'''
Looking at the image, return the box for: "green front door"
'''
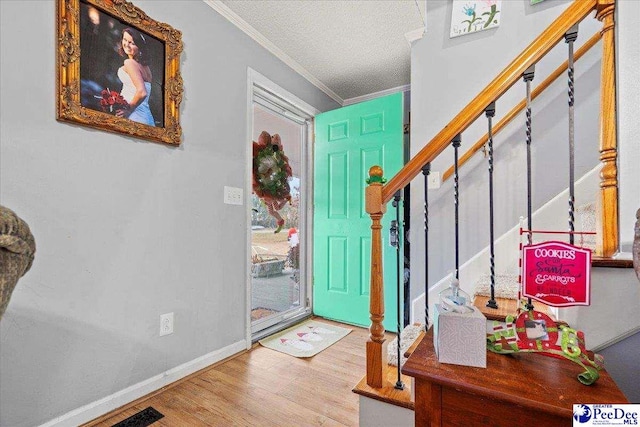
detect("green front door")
[313,93,404,330]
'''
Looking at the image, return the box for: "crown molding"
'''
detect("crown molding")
[203,0,344,105]
[405,27,426,45]
[343,84,411,106]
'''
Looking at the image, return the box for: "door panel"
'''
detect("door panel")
[314,93,403,330]
[328,153,348,218]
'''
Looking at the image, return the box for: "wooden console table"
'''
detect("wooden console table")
[402,329,628,426]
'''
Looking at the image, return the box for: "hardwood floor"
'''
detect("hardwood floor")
[86,319,389,427]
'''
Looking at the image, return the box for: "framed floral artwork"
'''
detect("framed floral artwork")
[450,0,502,38]
[56,0,183,145]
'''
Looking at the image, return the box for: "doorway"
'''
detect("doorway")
[247,70,318,341]
[313,93,404,330]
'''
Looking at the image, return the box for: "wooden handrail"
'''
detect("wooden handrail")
[381,0,597,204]
[442,32,602,182]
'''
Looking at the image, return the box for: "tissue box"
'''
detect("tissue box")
[433,303,487,368]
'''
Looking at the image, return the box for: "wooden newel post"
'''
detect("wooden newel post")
[596,0,619,257]
[365,165,388,388]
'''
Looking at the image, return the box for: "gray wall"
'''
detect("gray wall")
[0,1,338,426]
[599,330,640,403]
[563,267,640,403]
[409,0,609,301]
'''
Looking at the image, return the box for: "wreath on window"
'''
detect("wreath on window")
[252,131,292,233]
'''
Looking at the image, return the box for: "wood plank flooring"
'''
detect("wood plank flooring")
[86,319,392,427]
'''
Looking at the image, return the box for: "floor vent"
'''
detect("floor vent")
[112,407,164,427]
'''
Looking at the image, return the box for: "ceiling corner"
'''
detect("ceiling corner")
[203,0,344,105]
[405,27,426,45]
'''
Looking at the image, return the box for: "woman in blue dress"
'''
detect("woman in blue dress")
[115,28,155,126]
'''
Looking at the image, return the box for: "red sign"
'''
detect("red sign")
[522,241,591,307]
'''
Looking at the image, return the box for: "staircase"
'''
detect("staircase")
[356,0,638,424]
[411,166,606,330]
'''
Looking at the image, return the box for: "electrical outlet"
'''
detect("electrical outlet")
[224,186,243,205]
[427,171,441,189]
[160,312,174,336]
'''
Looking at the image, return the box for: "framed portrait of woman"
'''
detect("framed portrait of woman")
[56,0,183,145]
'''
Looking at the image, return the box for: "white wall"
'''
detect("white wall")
[359,396,414,427]
[617,0,640,253]
[560,268,640,351]
[409,1,610,302]
[0,1,338,426]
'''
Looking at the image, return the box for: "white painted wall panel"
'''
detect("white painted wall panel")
[616,0,640,253]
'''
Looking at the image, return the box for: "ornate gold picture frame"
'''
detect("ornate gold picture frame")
[56,0,183,145]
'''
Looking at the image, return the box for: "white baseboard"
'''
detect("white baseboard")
[38,340,247,427]
[592,325,640,353]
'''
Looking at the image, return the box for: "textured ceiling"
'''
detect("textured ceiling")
[219,0,425,103]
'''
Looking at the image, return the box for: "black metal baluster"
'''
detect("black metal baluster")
[391,191,404,390]
[524,65,535,311]
[403,183,411,328]
[453,134,462,280]
[485,102,498,309]
[422,164,430,328]
[566,24,578,245]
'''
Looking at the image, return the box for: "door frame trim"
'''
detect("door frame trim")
[245,68,320,348]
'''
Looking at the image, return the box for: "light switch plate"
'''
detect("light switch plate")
[160,312,174,336]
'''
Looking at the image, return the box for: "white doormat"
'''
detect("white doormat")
[259,320,352,358]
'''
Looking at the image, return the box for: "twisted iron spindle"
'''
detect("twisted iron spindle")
[485,102,498,309]
[392,191,404,390]
[452,134,462,280]
[524,64,535,311]
[566,24,578,245]
[403,184,411,329]
[422,163,431,328]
